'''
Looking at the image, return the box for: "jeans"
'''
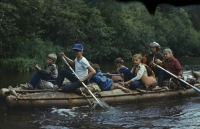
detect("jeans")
[123,69,134,82]
[55,69,88,93]
[129,80,143,90]
[123,69,143,90]
[157,69,172,86]
[29,71,55,89]
[152,67,161,77]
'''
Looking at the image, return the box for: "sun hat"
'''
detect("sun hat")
[149,42,160,49]
[72,44,84,51]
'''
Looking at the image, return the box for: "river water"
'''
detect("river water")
[1,57,200,129]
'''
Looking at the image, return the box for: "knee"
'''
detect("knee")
[35,71,42,76]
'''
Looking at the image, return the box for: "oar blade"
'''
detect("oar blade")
[97,98,109,108]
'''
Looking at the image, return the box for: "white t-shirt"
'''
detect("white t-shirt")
[74,57,90,79]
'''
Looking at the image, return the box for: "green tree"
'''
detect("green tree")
[91,0,155,59]
[155,5,199,57]
[0,1,19,58]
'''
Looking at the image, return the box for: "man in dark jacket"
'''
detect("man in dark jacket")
[144,42,165,77]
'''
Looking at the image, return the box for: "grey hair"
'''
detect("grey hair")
[47,53,57,63]
[163,48,173,56]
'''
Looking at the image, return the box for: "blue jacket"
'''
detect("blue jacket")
[119,67,128,74]
[110,66,128,74]
[89,70,113,90]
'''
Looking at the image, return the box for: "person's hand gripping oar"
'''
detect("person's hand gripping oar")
[61,55,109,108]
[151,62,200,96]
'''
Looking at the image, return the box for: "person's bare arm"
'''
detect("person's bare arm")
[60,52,75,66]
[34,64,41,70]
[79,66,96,82]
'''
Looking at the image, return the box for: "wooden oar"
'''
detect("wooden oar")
[61,56,109,108]
[153,62,200,96]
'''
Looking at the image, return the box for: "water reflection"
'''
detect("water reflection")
[1,97,200,128]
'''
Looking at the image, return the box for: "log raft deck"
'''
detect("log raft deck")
[2,87,199,110]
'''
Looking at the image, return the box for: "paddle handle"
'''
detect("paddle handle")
[153,63,200,91]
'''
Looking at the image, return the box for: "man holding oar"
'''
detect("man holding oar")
[53,44,109,108]
[153,49,200,96]
[141,42,164,91]
[53,44,96,92]
[144,42,165,77]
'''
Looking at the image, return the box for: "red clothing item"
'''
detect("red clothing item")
[161,56,183,76]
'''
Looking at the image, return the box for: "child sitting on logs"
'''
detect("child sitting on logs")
[20,53,58,89]
[89,63,130,93]
[122,54,157,90]
[107,57,128,83]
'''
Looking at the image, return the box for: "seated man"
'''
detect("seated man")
[144,42,165,77]
[142,42,166,90]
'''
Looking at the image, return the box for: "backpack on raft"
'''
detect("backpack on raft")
[36,78,71,89]
[162,76,195,90]
[141,64,158,87]
[36,80,54,89]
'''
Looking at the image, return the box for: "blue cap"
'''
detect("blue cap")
[72,44,84,51]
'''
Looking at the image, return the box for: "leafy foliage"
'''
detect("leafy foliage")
[1,58,36,72]
[0,0,200,72]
